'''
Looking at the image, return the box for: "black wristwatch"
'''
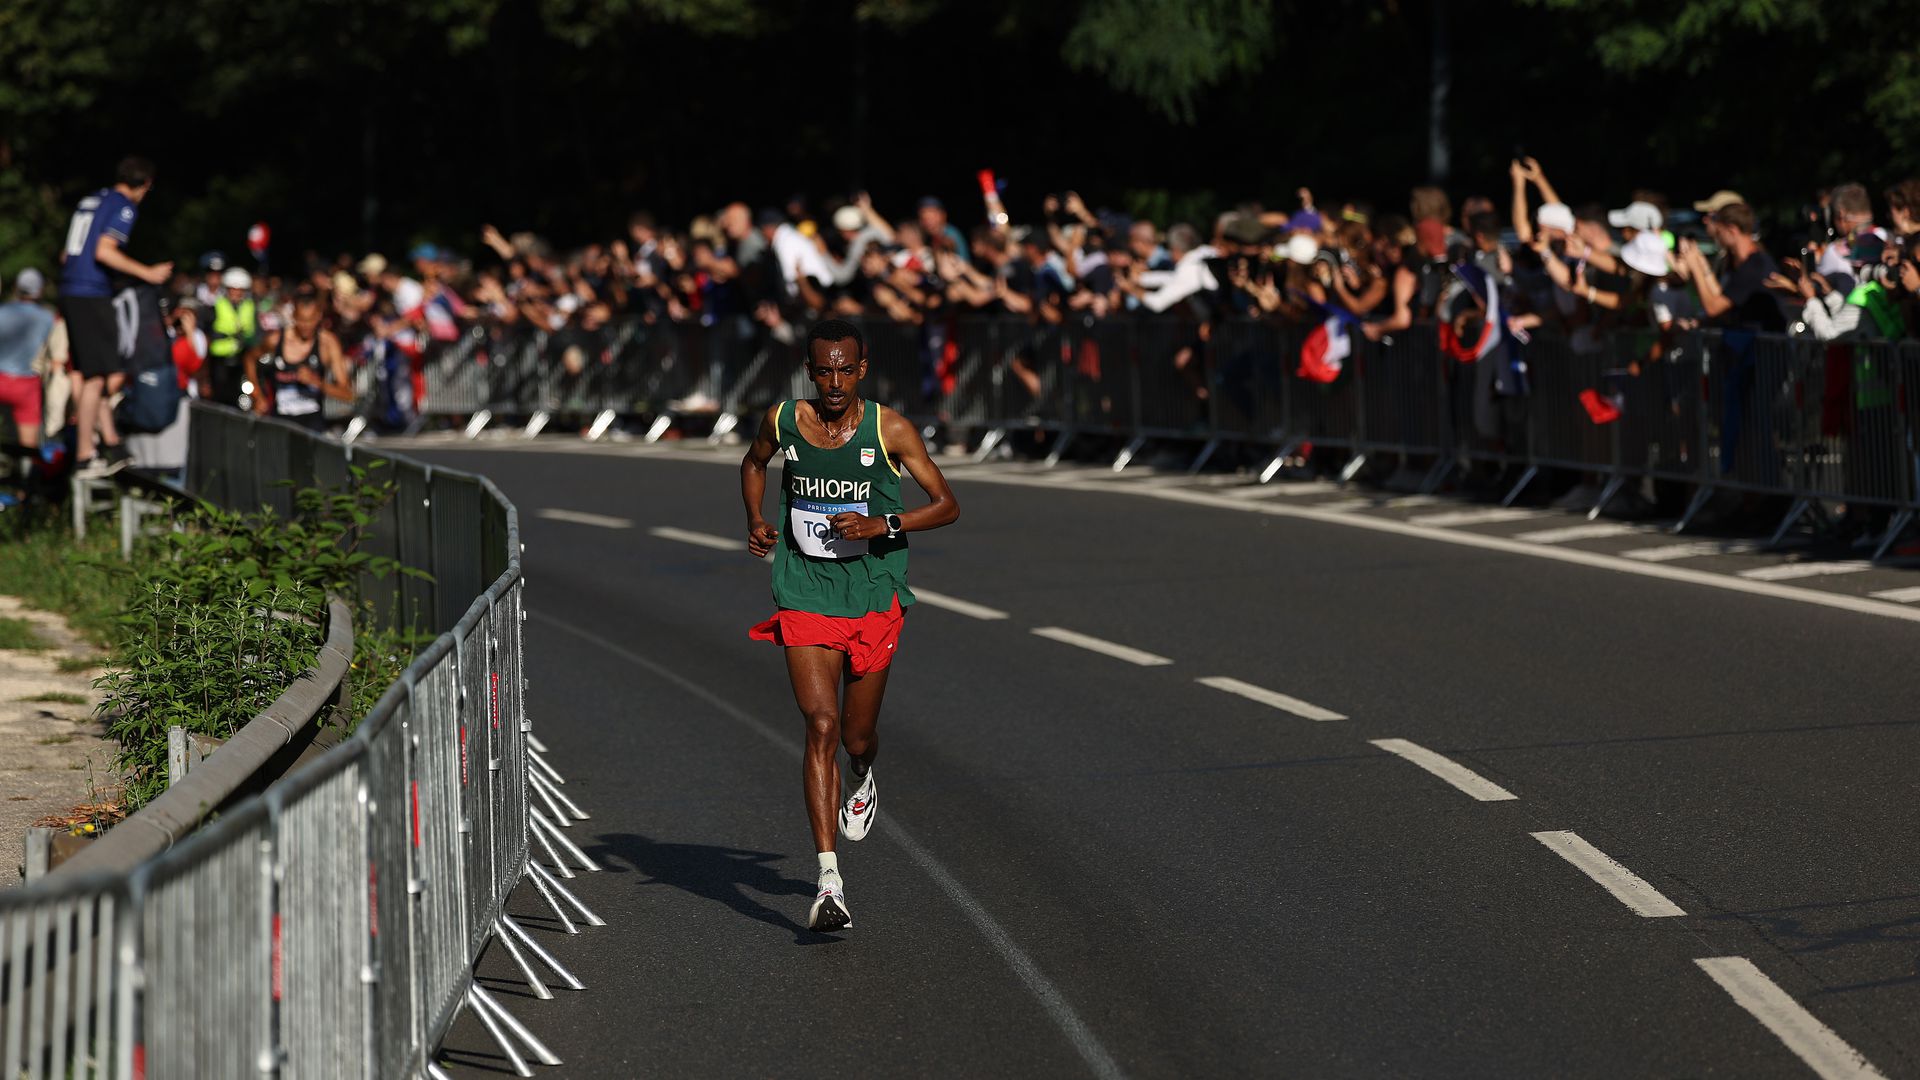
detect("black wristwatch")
[884,514,902,539]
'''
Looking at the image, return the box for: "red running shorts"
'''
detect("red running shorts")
[749,596,905,676]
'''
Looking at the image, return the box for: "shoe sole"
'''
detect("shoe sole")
[808,894,852,932]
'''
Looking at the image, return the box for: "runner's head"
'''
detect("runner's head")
[290,291,323,337]
[805,319,867,411]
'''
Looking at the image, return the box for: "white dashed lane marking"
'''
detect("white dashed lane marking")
[1695,957,1888,1080]
[1030,627,1174,667]
[1369,739,1516,801]
[1409,507,1545,528]
[911,589,1010,620]
[1869,585,1920,603]
[649,526,738,551]
[1621,540,1760,562]
[1738,561,1872,581]
[1195,676,1346,721]
[536,508,634,529]
[1530,831,1684,918]
[1515,522,1645,544]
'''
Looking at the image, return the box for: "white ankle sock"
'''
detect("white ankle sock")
[818,851,839,876]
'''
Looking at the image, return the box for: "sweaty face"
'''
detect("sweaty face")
[807,339,864,410]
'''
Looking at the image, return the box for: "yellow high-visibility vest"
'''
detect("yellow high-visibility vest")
[210,297,256,358]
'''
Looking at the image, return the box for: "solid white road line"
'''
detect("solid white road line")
[1694,957,1888,1080]
[1530,831,1685,917]
[1514,522,1644,544]
[532,612,1127,1080]
[649,526,738,551]
[535,508,634,529]
[1225,482,1338,499]
[911,589,1010,620]
[1195,676,1346,721]
[1030,627,1173,667]
[1869,585,1920,603]
[1309,499,1374,514]
[1369,739,1516,800]
[1621,539,1759,561]
[1408,507,1544,528]
[1739,561,1872,581]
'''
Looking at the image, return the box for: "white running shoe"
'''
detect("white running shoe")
[808,870,852,932]
[839,768,877,842]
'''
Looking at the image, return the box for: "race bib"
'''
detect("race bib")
[276,383,320,416]
[790,497,869,559]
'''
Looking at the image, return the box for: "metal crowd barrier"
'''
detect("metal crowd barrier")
[1,404,603,1078]
[388,310,1916,555]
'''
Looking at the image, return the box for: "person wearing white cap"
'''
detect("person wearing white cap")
[1607,200,1663,237]
[0,269,57,449]
[208,267,258,407]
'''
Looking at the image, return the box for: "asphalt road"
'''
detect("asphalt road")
[424,440,1920,1079]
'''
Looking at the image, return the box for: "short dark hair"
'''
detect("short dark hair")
[806,318,865,358]
[1467,211,1501,241]
[116,156,155,189]
[1713,202,1757,236]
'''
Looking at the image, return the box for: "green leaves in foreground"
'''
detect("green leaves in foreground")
[98,466,422,810]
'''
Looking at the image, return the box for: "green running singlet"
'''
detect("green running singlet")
[769,399,915,618]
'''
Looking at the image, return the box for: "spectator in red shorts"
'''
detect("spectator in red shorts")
[0,270,56,448]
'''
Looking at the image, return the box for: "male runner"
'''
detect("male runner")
[741,318,959,931]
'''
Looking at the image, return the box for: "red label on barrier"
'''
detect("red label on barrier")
[133,1045,146,1080]
[369,864,379,938]
[411,780,421,848]
[460,723,469,786]
[490,671,499,731]
[272,912,283,1001]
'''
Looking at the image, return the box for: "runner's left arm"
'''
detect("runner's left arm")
[318,331,355,402]
[832,410,959,541]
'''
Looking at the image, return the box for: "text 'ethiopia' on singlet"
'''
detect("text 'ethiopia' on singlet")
[771,399,915,618]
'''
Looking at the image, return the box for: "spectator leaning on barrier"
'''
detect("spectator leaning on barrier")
[0,270,56,450]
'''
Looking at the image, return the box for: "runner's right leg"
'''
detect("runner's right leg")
[786,645,853,929]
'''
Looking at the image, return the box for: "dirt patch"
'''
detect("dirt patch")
[0,595,116,887]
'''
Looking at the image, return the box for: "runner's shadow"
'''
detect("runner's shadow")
[588,832,841,945]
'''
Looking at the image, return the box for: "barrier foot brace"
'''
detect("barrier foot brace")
[465,983,535,1077]
[1872,509,1915,562]
[527,733,550,755]
[1674,483,1717,534]
[530,770,590,821]
[1043,430,1076,469]
[529,860,606,927]
[1768,495,1814,547]
[529,811,575,879]
[522,411,551,439]
[471,981,562,1069]
[523,862,577,933]
[462,410,493,439]
[971,427,1007,463]
[1186,437,1220,476]
[527,768,574,827]
[527,748,566,786]
[493,917,555,1000]
[500,915,584,990]
[427,1063,455,1080]
[1501,464,1539,508]
[531,807,601,872]
[1111,436,1147,474]
[1337,452,1368,484]
[1588,475,1627,522]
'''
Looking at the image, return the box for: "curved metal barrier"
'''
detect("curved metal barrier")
[1,404,601,1079]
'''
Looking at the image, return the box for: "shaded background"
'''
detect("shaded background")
[2,0,1915,275]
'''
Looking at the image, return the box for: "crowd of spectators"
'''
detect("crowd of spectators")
[9,157,1920,468]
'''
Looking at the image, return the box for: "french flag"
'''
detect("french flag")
[1439,264,1503,363]
[1298,310,1353,384]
